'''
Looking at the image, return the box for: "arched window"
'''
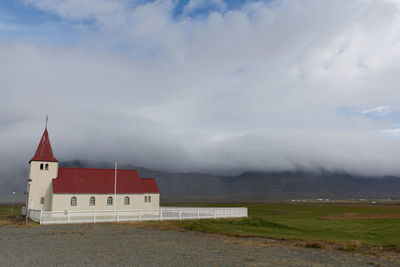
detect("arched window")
[107,197,113,206]
[144,196,147,202]
[89,196,95,206]
[40,163,44,170]
[40,197,45,204]
[45,164,49,170]
[70,196,77,206]
[148,196,151,202]
[124,196,130,205]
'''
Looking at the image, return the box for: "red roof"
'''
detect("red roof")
[52,167,159,194]
[30,128,58,162]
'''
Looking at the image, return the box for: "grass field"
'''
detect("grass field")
[0,205,21,216]
[168,203,400,250]
[1,203,399,251]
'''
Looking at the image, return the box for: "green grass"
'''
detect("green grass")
[169,203,400,249]
[0,205,21,216]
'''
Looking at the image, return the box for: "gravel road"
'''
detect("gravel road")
[0,223,399,266]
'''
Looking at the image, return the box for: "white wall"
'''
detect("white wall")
[28,161,58,211]
[51,193,160,211]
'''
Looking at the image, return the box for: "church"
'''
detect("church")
[27,127,160,212]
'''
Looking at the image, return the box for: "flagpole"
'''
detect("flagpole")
[114,162,117,211]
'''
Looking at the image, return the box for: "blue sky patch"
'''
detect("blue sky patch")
[336,106,400,125]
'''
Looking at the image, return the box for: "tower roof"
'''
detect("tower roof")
[30,128,58,162]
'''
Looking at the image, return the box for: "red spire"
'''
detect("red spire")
[30,128,58,162]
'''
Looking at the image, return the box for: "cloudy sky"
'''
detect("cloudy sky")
[1,0,400,199]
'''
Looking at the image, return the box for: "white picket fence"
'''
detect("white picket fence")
[29,209,42,222]
[28,207,248,225]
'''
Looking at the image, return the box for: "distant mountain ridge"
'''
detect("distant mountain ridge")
[60,161,400,202]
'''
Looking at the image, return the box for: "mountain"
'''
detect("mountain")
[60,161,400,202]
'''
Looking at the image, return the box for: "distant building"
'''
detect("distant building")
[28,127,160,211]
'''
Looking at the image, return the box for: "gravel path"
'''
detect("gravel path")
[0,223,399,266]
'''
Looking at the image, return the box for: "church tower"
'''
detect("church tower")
[28,128,58,211]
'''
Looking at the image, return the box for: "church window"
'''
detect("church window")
[107,197,113,206]
[40,163,44,170]
[144,196,147,202]
[45,164,49,170]
[124,196,130,205]
[89,197,95,206]
[40,197,44,204]
[148,196,151,202]
[70,196,77,206]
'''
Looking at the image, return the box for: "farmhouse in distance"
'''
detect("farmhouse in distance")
[27,127,160,212]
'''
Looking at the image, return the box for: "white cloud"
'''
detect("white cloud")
[362,106,394,115]
[1,0,400,190]
[376,128,400,136]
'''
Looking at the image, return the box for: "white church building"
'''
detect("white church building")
[27,127,160,212]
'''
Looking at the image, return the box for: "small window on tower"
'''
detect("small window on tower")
[45,164,49,170]
[40,197,44,204]
[40,163,44,170]
[144,196,147,202]
[148,196,151,202]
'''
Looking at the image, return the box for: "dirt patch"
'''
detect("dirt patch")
[321,213,400,220]
[0,215,19,226]
[116,221,184,232]
[0,215,38,227]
